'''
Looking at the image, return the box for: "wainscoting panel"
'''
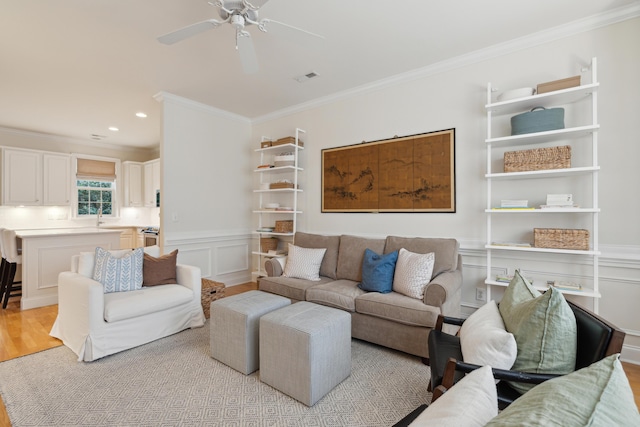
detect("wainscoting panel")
[164,232,253,287]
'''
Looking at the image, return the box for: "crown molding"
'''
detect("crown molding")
[154,91,251,124]
[252,3,640,124]
[0,126,154,154]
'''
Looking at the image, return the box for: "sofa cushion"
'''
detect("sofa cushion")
[358,249,398,293]
[409,365,498,427]
[294,232,340,280]
[355,291,440,328]
[499,270,577,394]
[393,249,435,299]
[306,280,365,312]
[336,235,386,282]
[283,244,327,281]
[103,284,193,322]
[384,236,459,279]
[93,247,144,293]
[460,300,517,370]
[258,275,334,302]
[486,354,640,426]
[143,249,178,286]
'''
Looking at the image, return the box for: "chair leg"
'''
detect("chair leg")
[0,259,8,309]
[2,262,17,309]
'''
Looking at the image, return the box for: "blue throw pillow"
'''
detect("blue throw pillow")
[358,249,399,293]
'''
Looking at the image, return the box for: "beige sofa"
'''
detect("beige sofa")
[258,232,462,359]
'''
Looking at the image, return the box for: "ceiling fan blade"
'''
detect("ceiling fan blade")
[236,31,259,74]
[244,0,270,10]
[157,19,223,45]
[259,19,324,39]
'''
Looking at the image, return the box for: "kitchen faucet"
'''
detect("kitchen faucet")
[97,207,104,227]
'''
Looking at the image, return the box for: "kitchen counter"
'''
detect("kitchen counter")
[17,227,122,310]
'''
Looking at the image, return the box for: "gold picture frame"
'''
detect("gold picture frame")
[322,129,455,213]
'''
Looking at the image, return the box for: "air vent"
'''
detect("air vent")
[294,71,319,83]
[91,134,107,140]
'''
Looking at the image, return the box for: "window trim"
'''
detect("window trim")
[71,154,121,219]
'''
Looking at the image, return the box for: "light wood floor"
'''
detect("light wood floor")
[1,282,639,426]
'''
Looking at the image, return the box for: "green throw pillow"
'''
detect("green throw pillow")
[498,270,577,394]
[486,354,640,426]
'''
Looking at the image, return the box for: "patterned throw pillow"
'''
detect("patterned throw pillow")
[392,248,435,299]
[93,247,144,293]
[283,243,327,281]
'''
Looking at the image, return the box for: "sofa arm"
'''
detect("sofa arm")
[176,264,201,290]
[424,254,463,317]
[265,256,287,277]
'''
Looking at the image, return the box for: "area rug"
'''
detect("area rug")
[0,321,431,426]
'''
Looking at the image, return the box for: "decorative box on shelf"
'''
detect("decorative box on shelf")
[201,278,225,319]
[504,145,571,172]
[274,220,294,233]
[537,75,581,94]
[260,140,272,148]
[270,182,296,189]
[260,237,279,252]
[533,228,589,250]
[272,136,304,147]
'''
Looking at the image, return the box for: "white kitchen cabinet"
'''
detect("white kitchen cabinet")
[484,57,600,310]
[252,129,305,278]
[122,161,144,207]
[43,153,71,205]
[144,159,160,207]
[2,148,71,206]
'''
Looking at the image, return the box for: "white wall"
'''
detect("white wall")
[158,93,253,285]
[248,18,640,361]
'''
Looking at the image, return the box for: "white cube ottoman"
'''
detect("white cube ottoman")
[210,290,290,374]
[259,301,351,406]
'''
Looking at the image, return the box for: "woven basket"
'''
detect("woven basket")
[201,278,225,319]
[504,145,571,172]
[534,228,589,250]
[260,237,278,252]
[274,220,294,233]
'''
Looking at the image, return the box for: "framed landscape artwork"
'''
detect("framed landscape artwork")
[322,129,455,213]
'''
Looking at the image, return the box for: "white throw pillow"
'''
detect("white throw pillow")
[409,365,498,427]
[460,300,517,370]
[93,247,144,293]
[283,243,327,281]
[392,248,435,299]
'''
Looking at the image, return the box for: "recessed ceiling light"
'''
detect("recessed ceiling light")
[108,126,119,132]
[136,112,147,118]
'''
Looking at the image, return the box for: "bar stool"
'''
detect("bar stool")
[1,229,22,309]
[0,228,6,304]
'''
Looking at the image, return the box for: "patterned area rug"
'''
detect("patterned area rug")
[0,321,431,426]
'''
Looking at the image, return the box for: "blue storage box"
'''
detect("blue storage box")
[511,107,564,135]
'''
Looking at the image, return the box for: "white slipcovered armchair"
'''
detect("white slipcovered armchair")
[50,246,205,361]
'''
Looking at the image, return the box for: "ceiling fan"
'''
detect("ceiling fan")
[157,0,323,74]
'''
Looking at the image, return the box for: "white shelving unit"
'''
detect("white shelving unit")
[485,58,600,311]
[252,128,305,278]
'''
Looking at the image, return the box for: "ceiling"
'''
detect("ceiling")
[1,0,637,149]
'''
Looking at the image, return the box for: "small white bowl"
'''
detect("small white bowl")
[498,87,535,102]
[264,203,280,209]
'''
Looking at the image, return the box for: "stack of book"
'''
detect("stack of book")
[548,280,583,292]
[493,200,534,210]
[540,194,578,209]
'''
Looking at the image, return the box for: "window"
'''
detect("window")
[77,180,114,216]
[74,157,119,217]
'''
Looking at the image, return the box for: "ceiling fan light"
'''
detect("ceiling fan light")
[231,14,245,30]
